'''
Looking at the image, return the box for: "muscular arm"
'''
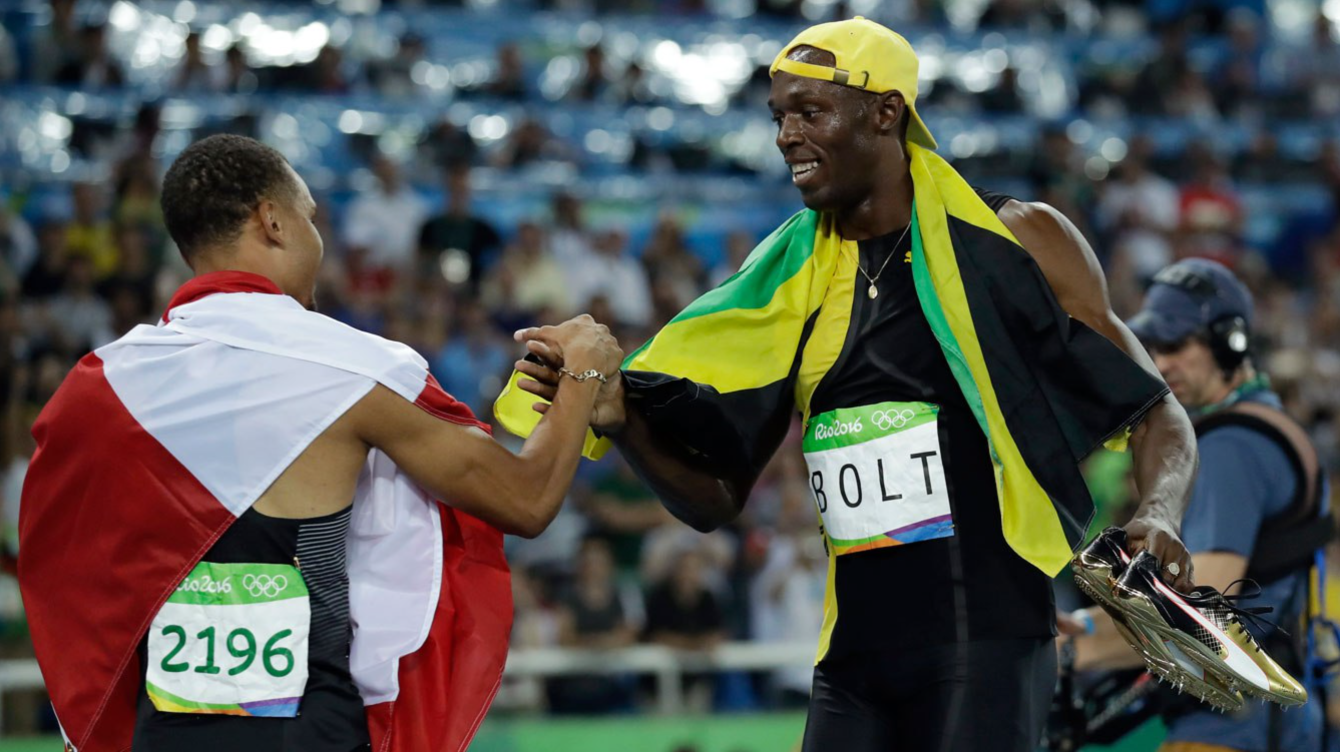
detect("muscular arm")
[609,383,766,532]
[514,353,785,532]
[349,378,598,538]
[1000,200,1197,590]
[349,316,619,538]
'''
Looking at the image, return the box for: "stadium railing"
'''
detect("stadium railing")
[0,641,818,733]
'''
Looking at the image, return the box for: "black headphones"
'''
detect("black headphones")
[1151,264,1251,374]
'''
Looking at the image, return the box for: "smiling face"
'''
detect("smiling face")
[768,48,905,216]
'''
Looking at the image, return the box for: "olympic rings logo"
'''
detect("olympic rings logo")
[872,409,916,431]
[242,574,289,598]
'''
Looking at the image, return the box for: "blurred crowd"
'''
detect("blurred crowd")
[1,0,1339,725]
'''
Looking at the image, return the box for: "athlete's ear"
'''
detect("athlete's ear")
[875,91,905,136]
[258,199,284,246]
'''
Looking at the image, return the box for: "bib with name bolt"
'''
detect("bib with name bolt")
[803,401,954,555]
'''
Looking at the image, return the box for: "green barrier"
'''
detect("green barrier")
[0,716,1165,752]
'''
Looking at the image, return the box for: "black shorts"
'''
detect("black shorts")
[802,637,1057,752]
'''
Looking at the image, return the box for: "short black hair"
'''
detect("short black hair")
[161,134,296,260]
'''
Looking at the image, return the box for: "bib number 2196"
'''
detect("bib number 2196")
[803,401,955,556]
[146,562,310,717]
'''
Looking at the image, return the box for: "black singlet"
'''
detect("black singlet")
[808,190,1054,660]
[133,506,370,752]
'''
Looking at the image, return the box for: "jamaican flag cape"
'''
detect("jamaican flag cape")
[496,143,1168,578]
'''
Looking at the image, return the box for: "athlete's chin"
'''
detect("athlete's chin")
[797,185,839,213]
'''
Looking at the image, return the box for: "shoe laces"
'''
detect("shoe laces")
[1185,579,1287,649]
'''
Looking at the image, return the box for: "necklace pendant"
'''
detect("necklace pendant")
[868,284,879,299]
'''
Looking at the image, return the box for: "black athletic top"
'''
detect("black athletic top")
[810,188,1054,659]
[133,506,370,752]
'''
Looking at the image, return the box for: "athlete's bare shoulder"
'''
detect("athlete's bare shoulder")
[993,199,1112,327]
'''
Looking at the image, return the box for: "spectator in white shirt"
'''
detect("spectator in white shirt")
[567,229,653,328]
[343,155,429,273]
[1096,136,1180,281]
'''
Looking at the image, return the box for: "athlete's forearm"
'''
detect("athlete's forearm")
[511,377,602,537]
[611,404,749,532]
[1127,396,1197,528]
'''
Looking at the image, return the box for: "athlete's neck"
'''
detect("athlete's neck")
[836,153,913,241]
[191,250,312,309]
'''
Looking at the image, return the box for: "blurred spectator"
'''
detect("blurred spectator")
[1234,133,1291,184]
[978,0,1056,30]
[113,157,167,253]
[1177,145,1244,264]
[1029,127,1094,223]
[99,225,158,317]
[1134,23,1191,116]
[487,43,528,100]
[644,549,727,651]
[22,222,69,302]
[567,230,653,327]
[55,23,124,89]
[549,192,594,268]
[1164,68,1220,123]
[501,566,559,710]
[222,44,258,94]
[1097,136,1180,282]
[344,155,430,274]
[754,0,804,18]
[641,522,736,593]
[116,104,163,166]
[29,0,77,83]
[548,537,639,714]
[369,33,426,98]
[495,118,576,169]
[613,61,655,105]
[65,183,118,281]
[419,119,480,168]
[980,66,1024,113]
[570,44,611,102]
[172,32,222,93]
[1212,10,1264,119]
[0,207,37,283]
[418,164,502,291]
[511,567,560,650]
[641,213,705,311]
[480,221,572,325]
[430,299,510,415]
[710,230,755,288]
[0,22,16,85]
[580,452,671,572]
[42,256,114,353]
[304,44,351,94]
[750,517,825,705]
[1304,13,1340,118]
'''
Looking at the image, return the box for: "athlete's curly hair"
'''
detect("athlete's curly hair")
[161,134,297,261]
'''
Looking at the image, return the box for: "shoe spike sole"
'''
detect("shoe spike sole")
[1112,583,1306,708]
[1073,567,1244,712]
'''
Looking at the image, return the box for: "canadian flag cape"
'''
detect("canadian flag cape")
[18,271,513,752]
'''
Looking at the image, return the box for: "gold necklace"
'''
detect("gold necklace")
[855,223,911,300]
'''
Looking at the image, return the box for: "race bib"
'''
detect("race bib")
[146,562,310,717]
[803,401,954,556]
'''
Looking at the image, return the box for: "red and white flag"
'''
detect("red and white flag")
[19,271,513,752]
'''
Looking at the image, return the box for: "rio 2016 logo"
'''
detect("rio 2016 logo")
[242,574,289,598]
[871,409,916,431]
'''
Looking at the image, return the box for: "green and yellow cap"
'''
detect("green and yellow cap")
[769,16,937,150]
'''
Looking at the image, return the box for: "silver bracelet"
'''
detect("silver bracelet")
[558,367,608,385]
